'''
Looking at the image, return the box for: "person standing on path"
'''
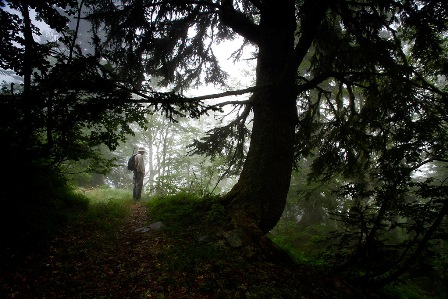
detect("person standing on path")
[133,147,145,201]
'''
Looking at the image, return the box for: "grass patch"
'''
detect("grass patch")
[145,192,228,231]
[71,187,133,232]
[144,192,231,270]
[80,186,134,202]
[269,223,330,267]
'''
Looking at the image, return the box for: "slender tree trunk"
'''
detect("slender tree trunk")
[20,1,32,99]
[224,0,298,234]
[19,1,34,141]
[161,130,169,177]
[147,134,155,193]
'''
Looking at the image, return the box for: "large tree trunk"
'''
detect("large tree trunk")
[224,0,298,234]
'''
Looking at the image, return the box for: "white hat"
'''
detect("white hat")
[138,147,146,152]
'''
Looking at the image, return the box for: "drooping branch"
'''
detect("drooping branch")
[373,199,448,288]
[386,25,448,99]
[189,99,252,175]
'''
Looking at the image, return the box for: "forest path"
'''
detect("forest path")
[1,202,368,299]
[1,202,168,298]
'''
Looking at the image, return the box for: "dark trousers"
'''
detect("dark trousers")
[133,172,144,200]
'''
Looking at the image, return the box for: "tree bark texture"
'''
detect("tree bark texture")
[224,0,298,234]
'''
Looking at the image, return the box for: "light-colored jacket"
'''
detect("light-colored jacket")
[134,153,145,174]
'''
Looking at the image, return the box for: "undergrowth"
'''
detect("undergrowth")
[144,192,309,298]
[145,192,228,231]
[71,187,133,232]
[269,214,448,299]
[5,188,442,298]
[269,222,330,267]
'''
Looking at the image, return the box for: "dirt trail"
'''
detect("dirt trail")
[1,203,369,299]
[1,203,167,299]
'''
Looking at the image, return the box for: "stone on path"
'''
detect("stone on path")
[134,221,164,233]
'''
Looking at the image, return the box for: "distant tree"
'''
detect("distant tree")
[106,112,237,195]
[146,115,237,196]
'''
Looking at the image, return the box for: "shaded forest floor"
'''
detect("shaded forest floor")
[1,202,375,299]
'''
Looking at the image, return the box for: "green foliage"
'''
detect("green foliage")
[0,0,78,73]
[270,220,329,267]
[71,188,132,233]
[145,192,228,231]
[281,157,448,292]
[292,1,448,287]
[206,201,228,225]
[105,113,238,196]
[80,186,133,202]
[189,106,252,177]
[380,284,426,299]
[87,0,230,92]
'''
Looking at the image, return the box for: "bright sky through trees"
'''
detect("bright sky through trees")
[0,3,256,105]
